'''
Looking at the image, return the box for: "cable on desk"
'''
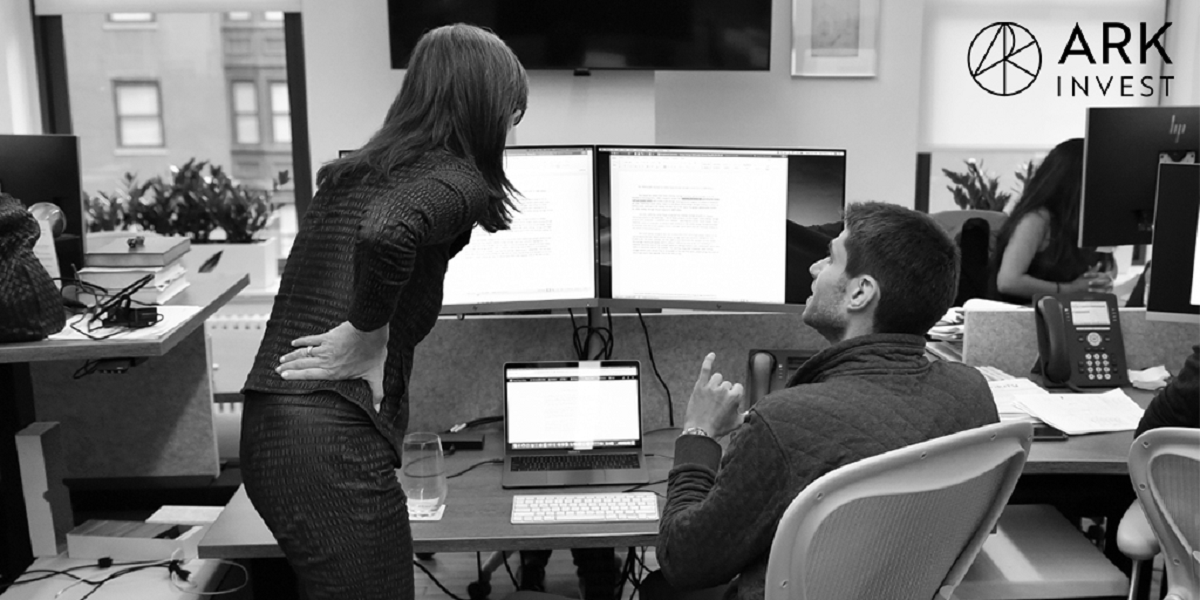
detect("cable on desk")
[636,309,674,427]
[447,458,502,479]
[58,559,173,599]
[623,479,668,498]
[413,559,469,600]
[168,558,249,596]
[444,416,503,433]
[0,558,163,592]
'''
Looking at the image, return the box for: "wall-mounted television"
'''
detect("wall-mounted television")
[388,0,772,71]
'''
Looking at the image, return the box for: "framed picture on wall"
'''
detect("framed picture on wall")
[791,0,880,77]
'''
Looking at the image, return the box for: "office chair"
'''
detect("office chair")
[930,210,1007,305]
[763,421,1032,600]
[1120,427,1200,600]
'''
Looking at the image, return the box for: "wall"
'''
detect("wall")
[61,13,234,197]
[0,0,42,134]
[300,0,926,207]
[655,0,927,206]
[919,0,1178,151]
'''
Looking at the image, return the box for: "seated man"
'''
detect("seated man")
[1135,345,1199,435]
[648,201,999,600]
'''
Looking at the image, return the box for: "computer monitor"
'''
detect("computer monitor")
[440,146,600,314]
[596,146,847,312]
[0,134,85,277]
[1146,162,1199,323]
[1080,106,1199,247]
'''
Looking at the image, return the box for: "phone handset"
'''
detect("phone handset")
[747,351,776,412]
[1034,296,1073,384]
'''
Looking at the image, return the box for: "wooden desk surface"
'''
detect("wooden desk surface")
[0,273,248,364]
[200,428,677,559]
[200,388,1155,561]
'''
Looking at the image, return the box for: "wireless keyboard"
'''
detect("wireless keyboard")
[511,492,659,524]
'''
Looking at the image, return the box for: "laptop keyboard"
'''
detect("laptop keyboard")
[512,492,659,524]
[511,453,641,472]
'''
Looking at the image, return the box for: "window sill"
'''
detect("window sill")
[102,23,158,31]
[114,147,168,157]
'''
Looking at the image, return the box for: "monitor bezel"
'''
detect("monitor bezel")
[502,359,644,452]
[1145,162,1200,323]
[594,144,848,314]
[439,144,601,316]
[1079,106,1200,248]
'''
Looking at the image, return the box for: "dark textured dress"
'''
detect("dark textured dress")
[239,150,491,600]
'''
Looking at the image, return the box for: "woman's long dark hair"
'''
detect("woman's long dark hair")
[995,138,1087,269]
[317,24,528,232]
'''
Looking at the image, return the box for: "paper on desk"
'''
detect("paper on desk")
[1129,365,1170,391]
[1014,389,1144,435]
[987,378,1046,422]
[47,305,202,341]
[147,505,224,526]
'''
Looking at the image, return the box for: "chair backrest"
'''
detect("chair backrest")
[930,210,1008,304]
[929,210,1008,241]
[763,421,1032,600]
[1129,427,1200,600]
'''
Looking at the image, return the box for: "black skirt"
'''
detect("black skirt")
[240,391,413,600]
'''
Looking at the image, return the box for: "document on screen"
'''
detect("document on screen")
[609,152,787,304]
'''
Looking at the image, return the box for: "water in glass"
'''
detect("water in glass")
[399,432,447,518]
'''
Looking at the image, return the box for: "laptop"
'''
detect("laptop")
[501,360,651,488]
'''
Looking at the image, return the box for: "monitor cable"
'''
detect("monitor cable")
[636,309,674,427]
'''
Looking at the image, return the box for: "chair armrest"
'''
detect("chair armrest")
[1117,501,1160,560]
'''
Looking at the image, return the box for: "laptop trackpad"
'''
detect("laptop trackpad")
[549,470,596,487]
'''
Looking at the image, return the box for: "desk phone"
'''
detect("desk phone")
[1033,292,1130,389]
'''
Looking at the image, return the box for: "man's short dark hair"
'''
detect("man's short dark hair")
[843,202,960,335]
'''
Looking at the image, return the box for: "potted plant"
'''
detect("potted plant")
[86,160,279,290]
[942,158,1013,212]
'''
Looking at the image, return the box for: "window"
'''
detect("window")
[107,13,154,23]
[226,12,252,21]
[270,82,291,143]
[114,81,164,147]
[264,11,284,21]
[232,81,261,144]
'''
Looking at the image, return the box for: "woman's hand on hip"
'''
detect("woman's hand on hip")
[277,321,389,402]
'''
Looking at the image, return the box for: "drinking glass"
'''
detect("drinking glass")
[398,432,447,518]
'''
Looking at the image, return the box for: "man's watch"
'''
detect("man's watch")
[680,426,711,438]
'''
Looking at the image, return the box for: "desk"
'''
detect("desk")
[0,274,248,585]
[201,428,676,559]
[200,390,1152,561]
[0,556,228,599]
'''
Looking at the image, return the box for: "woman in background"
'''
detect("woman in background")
[992,138,1114,304]
[239,24,527,600]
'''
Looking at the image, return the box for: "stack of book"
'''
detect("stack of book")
[78,235,191,306]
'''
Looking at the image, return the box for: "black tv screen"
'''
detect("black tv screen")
[388,0,772,71]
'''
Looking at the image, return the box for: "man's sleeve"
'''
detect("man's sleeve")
[1136,345,1200,437]
[657,414,797,589]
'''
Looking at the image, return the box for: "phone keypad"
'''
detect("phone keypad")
[1078,351,1117,381]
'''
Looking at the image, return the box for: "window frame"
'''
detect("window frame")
[268,80,291,144]
[112,79,166,148]
[230,79,262,145]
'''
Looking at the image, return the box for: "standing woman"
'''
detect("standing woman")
[991,138,1114,304]
[239,24,527,599]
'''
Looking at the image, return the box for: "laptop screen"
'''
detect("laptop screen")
[504,361,642,451]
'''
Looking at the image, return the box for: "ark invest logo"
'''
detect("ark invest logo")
[968,21,1175,98]
[968,22,1041,96]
